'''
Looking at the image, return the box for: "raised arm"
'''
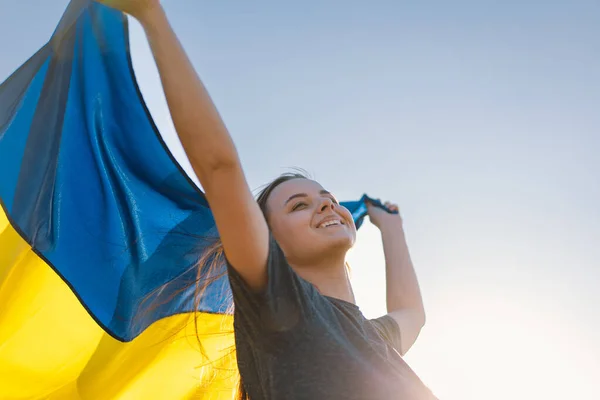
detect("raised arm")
[367,201,426,355]
[101,0,269,291]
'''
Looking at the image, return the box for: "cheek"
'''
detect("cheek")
[340,208,356,231]
[270,213,311,242]
[286,215,314,242]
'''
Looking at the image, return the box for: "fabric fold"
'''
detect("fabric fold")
[0,1,394,398]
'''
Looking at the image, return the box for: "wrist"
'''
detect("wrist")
[378,219,404,236]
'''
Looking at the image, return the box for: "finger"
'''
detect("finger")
[384,201,395,211]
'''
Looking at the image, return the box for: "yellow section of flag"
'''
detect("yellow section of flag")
[0,208,237,400]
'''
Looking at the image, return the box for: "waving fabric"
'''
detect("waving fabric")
[0,1,389,399]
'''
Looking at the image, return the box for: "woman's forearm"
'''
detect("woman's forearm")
[380,222,425,319]
[137,6,239,179]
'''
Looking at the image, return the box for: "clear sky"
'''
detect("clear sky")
[1,1,599,399]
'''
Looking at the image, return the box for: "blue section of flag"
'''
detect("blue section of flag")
[0,0,393,342]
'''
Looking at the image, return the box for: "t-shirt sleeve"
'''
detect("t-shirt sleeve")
[370,315,403,353]
[226,233,321,333]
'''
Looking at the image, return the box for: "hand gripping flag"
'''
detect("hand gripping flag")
[0,1,395,399]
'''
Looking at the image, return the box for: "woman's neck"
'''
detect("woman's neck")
[291,255,356,304]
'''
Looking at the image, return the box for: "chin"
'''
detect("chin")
[320,232,355,252]
[285,235,353,266]
[318,225,355,243]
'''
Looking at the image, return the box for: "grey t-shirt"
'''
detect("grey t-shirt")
[227,235,437,400]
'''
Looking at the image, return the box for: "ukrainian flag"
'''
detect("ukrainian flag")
[0,1,381,399]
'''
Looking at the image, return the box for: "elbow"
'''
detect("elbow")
[418,301,427,327]
[203,156,239,174]
[415,308,426,330]
[388,300,426,328]
[412,299,427,329]
[410,305,426,331]
[190,152,240,183]
[181,126,241,181]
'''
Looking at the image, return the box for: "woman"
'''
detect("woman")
[100,1,436,399]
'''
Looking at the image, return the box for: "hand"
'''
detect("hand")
[96,0,161,21]
[366,200,403,230]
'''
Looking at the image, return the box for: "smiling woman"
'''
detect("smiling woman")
[262,178,357,276]
[0,0,436,398]
[85,0,434,397]
[184,171,435,399]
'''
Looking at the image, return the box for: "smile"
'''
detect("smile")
[317,219,344,228]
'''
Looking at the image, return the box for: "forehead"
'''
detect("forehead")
[267,178,327,209]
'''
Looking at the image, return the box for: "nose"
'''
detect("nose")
[319,198,335,212]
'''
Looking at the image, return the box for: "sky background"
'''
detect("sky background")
[1,1,599,399]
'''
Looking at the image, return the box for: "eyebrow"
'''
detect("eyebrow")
[284,190,331,206]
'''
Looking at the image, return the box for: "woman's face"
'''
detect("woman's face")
[265,178,356,265]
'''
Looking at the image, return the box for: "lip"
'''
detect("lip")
[316,215,345,229]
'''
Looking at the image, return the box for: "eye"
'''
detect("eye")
[291,202,307,211]
[329,196,339,205]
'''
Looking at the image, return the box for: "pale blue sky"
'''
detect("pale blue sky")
[1,1,598,399]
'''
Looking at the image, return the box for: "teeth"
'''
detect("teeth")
[319,220,341,228]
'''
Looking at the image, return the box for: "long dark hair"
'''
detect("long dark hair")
[235,171,309,399]
[139,171,310,400]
